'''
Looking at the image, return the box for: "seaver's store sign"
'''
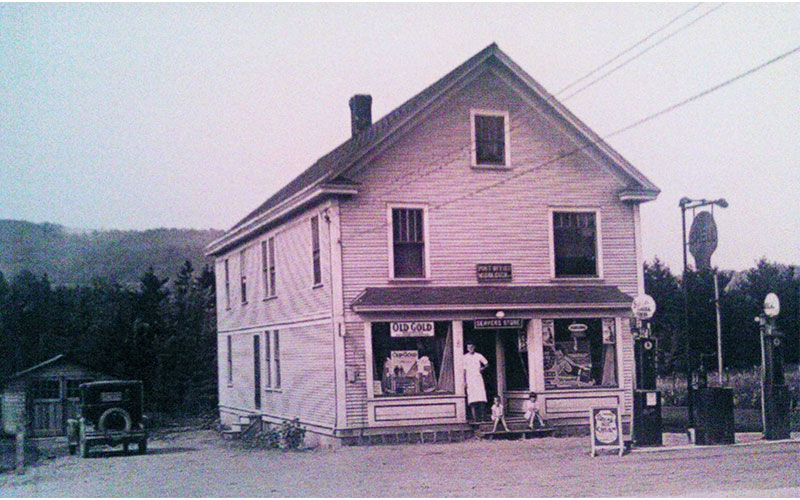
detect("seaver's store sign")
[476,263,512,282]
[474,319,523,330]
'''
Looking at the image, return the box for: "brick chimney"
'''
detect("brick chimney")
[349,94,372,136]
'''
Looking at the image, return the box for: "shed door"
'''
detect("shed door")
[30,378,63,437]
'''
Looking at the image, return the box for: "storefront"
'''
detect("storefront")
[352,285,633,429]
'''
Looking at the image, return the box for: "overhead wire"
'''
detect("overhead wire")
[367,3,725,205]
[556,3,703,95]
[351,44,800,237]
[560,3,727,101]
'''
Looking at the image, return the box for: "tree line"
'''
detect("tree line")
[0,262,217,415]
[644,258,799,374]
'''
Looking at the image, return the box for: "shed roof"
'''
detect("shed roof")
[351,285,633,312]
[5,354,67,381]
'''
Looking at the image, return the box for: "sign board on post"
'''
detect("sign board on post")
[763,293,780,318]
[589,407,625,457]
[688,211,718,271]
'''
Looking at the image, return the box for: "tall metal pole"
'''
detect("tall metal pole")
[681,204,694,429]
[714,271,723,385]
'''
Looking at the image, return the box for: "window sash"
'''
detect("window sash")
[227,336,233,384]
[240,249,247,303]
[224,259,230,309]
[274,331,281,389]
[553,211,598,277]
[268,237,276,296]
[391,208,426,278]
[474,114,506,165]
[311,217,322,285]
[264,331,272,388]
[253,335,261,409]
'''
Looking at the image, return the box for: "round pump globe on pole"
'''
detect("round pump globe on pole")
[632,294,657,321]
[763,293,780,317]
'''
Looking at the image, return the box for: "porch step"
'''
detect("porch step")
[473,417,555,439]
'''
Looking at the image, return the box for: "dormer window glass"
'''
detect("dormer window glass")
[471,110,510,167]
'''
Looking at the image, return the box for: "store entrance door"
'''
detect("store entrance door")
[464,322,530,412]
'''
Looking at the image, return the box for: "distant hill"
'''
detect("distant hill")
[0,220,224,287]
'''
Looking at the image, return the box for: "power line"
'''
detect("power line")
[354,44,800,237]
[561,3,726,101]
[368,3,723,205]
[556,3,703,95]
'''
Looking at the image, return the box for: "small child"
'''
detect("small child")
[523,392,546,429]
[490,396,510,433]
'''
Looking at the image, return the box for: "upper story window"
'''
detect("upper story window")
[551,210,602,278]
[471,109,510,167]
[310,216,322,286]
[389,205,428,279]
[223,259,231,309]
[262,237,276,298]
[239,248,248,304]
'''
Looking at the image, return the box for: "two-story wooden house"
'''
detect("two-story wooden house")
[206,43,659,445]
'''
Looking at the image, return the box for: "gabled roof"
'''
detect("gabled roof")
[207,43,659,256]
[352,285,633,313]
[5,354,66,381]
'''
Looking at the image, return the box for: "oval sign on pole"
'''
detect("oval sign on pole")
[764,293,780,317]
[689,211,718,271]
[632,294,656,320]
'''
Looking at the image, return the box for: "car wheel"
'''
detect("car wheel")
[98,407,132,432]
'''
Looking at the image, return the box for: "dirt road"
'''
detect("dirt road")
[1,430,799,497]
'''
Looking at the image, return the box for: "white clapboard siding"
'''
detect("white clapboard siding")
[339,69,641,425]
[339,69,639,311]
[216,204,336,429]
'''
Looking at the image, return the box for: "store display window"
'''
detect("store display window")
[542,318,617,390]
[371,321,454,397]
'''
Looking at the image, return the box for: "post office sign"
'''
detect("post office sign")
[476,263,512,282]
[390,321,435,337]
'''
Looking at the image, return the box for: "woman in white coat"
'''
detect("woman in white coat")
[463,342,489,421]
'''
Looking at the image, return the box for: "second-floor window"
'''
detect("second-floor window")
[391,207,427,279]
[471,110,509,167]
[262,237,276,298]
[223,259,231,309]
[239,248,248,304]
[311,216,322,286]
[552,211,600,278]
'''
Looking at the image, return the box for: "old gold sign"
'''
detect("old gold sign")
[390,321,435,337]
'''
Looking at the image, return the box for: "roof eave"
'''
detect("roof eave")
[352,302,632,313]
[618,187,661,203]
[205,184,359,257]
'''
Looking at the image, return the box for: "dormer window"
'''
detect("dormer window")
[471,109,510,167]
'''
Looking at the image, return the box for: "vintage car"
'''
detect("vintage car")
[67,380,147,457]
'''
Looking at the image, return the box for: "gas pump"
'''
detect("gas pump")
[632,294,662,446]
[757,293,790,440]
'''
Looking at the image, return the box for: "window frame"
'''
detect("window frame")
[541,317,620,391]
[223,259,231,310]
[226,335,233,386]
[548,207,604,280]
[253,334,261,409]
[386,203,431,281]
[262,237,277,299]
[470,109,511,168]
[310,216,322,287]
[239,248,248,304]
[264,330,281,392]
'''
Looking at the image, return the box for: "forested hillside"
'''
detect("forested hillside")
[0,220,223,287]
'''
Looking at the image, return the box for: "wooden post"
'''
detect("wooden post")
[15,429,25,474]
[495,332,505,404]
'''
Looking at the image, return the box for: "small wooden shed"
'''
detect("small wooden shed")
[2,355,112,437]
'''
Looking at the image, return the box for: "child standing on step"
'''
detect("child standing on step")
[490,396,510,433]
[523,392,546,429]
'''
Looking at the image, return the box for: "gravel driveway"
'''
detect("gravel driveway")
[1,430,799,497]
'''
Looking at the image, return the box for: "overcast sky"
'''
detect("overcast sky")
[2,3,798,272]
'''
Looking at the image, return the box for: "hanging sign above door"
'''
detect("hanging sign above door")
[474,318,523,329]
